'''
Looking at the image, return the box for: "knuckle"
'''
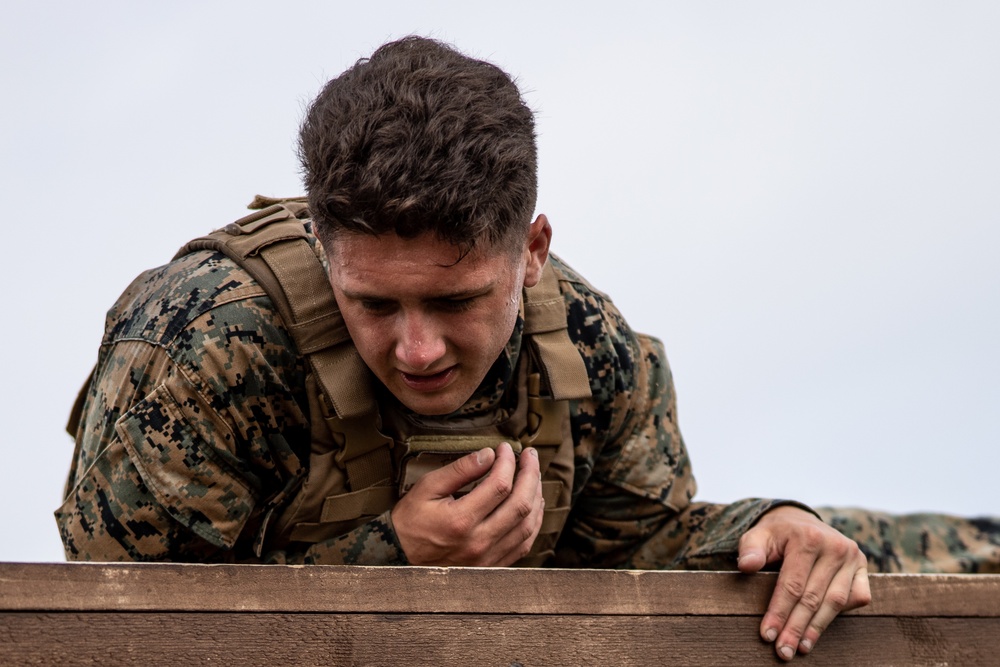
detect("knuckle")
[798,589,823,612]
[449,511,477,537]
[513,497,533,520]
[780,578,807,600]
[828,537,852,559]
[449,452,482,480]
[452,454,474,475]
[800,526,825,552]
[492,479,513,501]
[825,589,850,611]
[465,538,488,561]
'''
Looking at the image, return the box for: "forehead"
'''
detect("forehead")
[326,232,515,294]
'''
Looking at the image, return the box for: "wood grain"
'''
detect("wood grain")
[2,564,998,665]
[2,563,998,616]
[0,612,994,666]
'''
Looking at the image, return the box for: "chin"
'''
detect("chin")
[396,382,478,416]
[401,397,461,416]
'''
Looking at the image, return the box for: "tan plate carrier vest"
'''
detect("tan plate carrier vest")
[166,198,593,564]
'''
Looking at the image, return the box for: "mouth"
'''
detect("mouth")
[399,366,457,392]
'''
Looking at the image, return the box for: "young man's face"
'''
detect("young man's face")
[326,215,550,416]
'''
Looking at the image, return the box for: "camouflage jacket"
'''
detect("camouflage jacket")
[57,226,795,567]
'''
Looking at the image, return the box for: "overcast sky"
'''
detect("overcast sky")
[2,1,997,562]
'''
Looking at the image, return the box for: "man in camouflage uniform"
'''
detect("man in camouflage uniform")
[57,37,997,662]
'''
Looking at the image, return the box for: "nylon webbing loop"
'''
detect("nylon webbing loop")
[518,372,565,474]
[522,262,592,400]
[406,434,523,455]
[311,345,377,419]
[247,195,309,216]
[536,481,567,534]
[345,451,393,491]
[253,234,376,418]
[329,414,395,490]
[174,203,378,420]
[523,261,568,335]
[259,241,339,340]
[523,375,565,441]
[320,485,396,523]
[540,506,570,534]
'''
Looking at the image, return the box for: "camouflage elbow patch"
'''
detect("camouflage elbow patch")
[116,383,255,549]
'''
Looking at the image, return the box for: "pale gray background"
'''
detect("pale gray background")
[2,1,997,562]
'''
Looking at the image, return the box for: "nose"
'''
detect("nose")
[394,310,446,372]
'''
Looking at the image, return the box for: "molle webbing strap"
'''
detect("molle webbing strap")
[522,261,593,400]
[319,484,396,523]
[174,202,393,492]
[523,374,561,442]
[538,481,569,534]
[329,413,394,491]
[406,435,524,455]
[174,203,374,420]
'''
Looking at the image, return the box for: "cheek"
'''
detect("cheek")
[483,296,521,353]
[340,313,392,366]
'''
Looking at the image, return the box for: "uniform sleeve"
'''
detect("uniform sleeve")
[56,288,408,566]
[55,351,407,565]
[816,507,1000,574]
[263,512,408,565]
[551,264,812,570]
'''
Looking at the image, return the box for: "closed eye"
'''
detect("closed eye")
[360,299,396,314]
[434,297,476,313]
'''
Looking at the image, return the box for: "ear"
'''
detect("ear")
[522,214,552,288]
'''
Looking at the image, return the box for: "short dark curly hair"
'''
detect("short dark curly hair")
[299,36,537,256]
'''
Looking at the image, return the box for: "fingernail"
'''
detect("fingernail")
[764,628,777,642]
[476,448,490,464]
[779,645,794,660]
[529,447,538,458]
[799,638,813,653]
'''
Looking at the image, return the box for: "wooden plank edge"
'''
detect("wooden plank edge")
[1,563,997,617]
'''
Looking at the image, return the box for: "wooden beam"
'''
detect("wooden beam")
[1,563,998,665]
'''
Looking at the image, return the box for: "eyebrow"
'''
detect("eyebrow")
[340,284,494,302]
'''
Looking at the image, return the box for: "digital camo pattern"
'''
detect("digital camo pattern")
[57,223,999,572]
[548,255,790,569]
[57,242,411,565]
[817,507,1000,573]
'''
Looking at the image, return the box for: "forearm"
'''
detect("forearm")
[554,477,810,570]
[623,498,815,570]
[264,511,408,565]
[817,506,1000,573]
[56,438,407,565]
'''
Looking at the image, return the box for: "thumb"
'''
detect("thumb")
[737,525,771,573]
[410,447,496,499]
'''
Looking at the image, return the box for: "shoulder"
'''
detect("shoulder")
[548,254,626,345]
[547,254,642,412]
[547,253,610,300]
[83,245,310,469]
[103,249,274,347]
